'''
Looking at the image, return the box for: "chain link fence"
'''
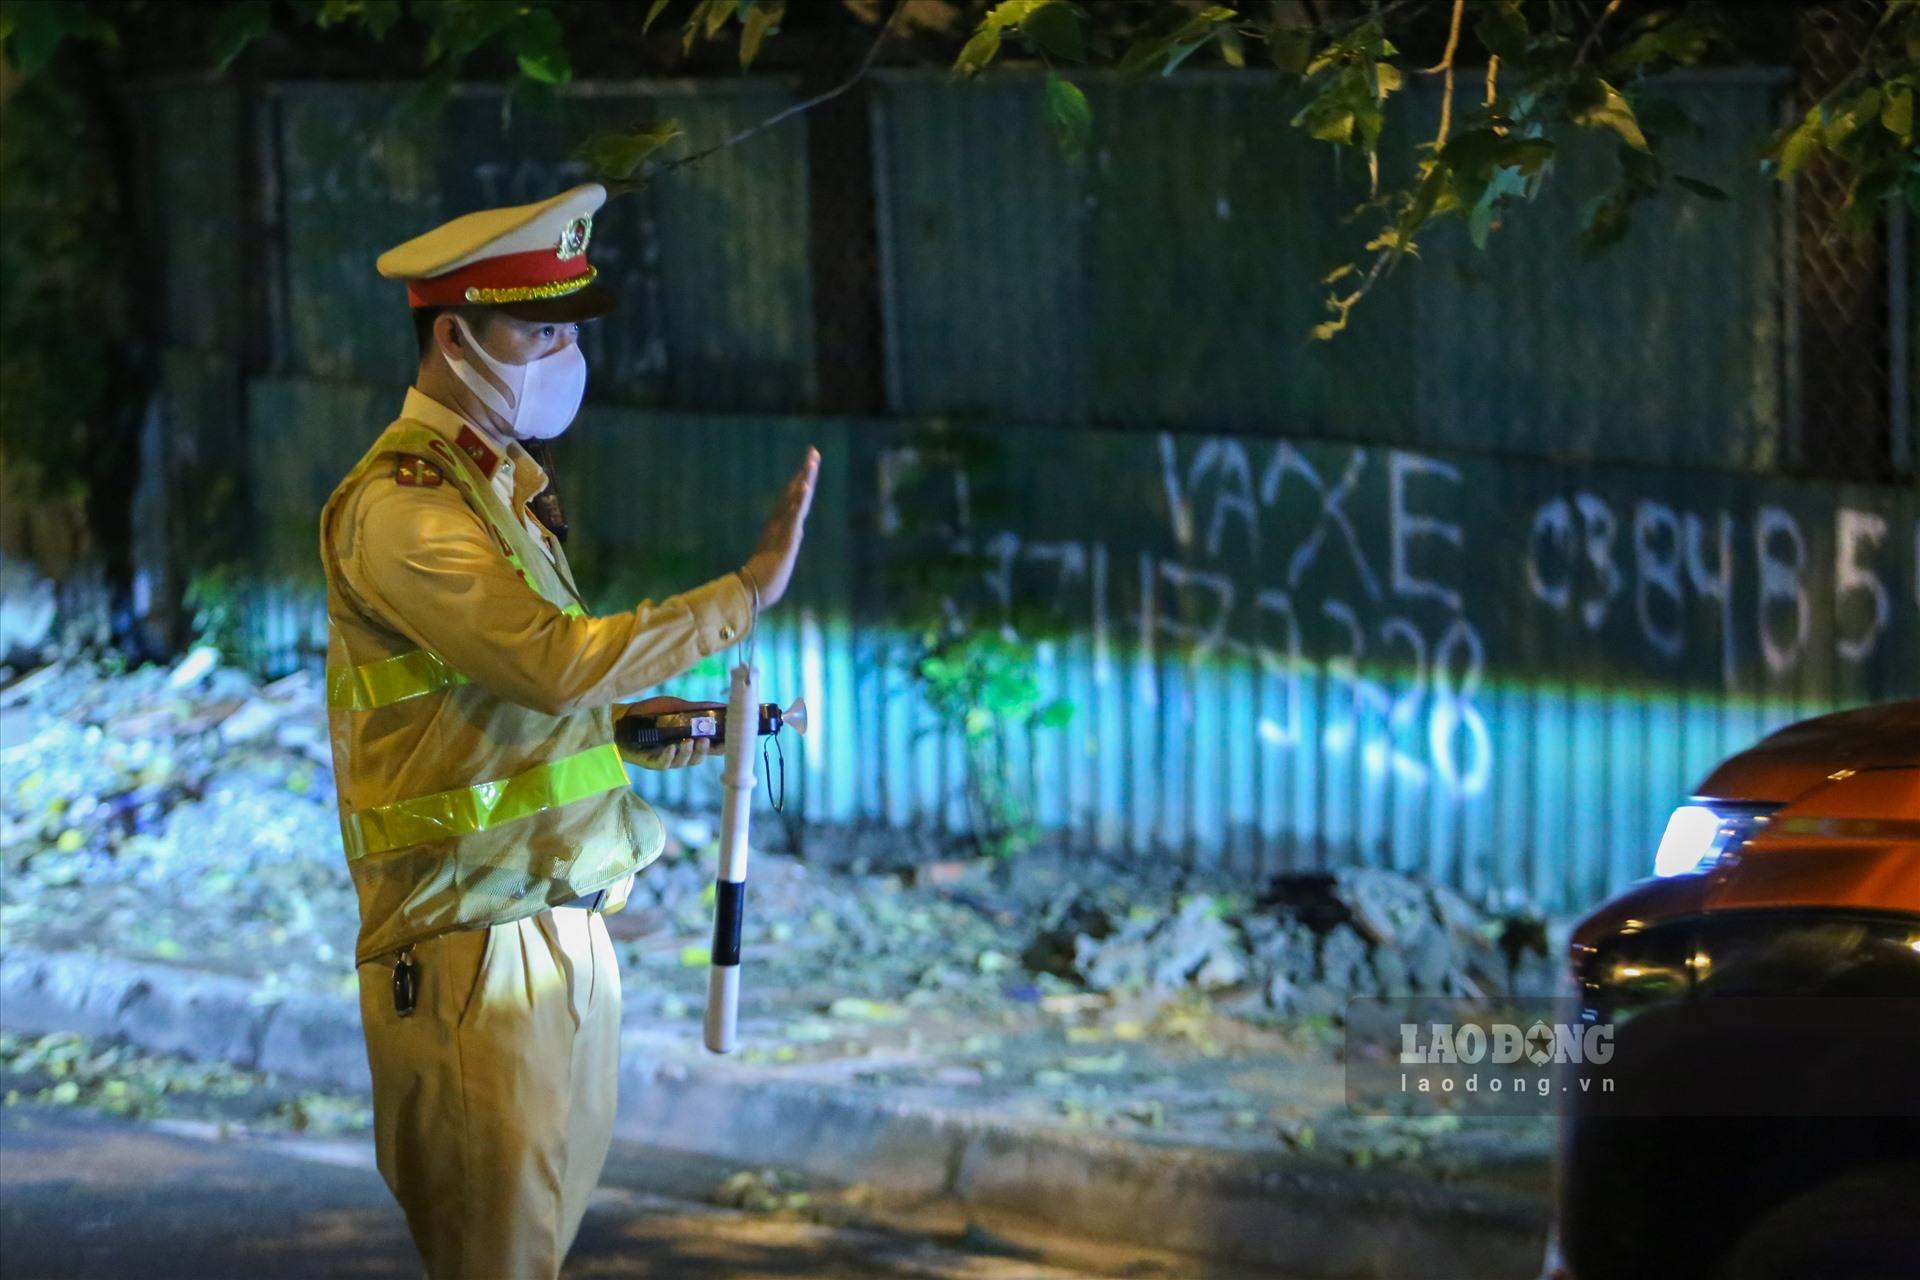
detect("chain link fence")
[1788,0,1914,484]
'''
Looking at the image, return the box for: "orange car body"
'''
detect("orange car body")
[1573,701,1920,950]
[1552,700,1920,1280]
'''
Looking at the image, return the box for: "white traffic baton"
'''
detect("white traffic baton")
[704,660,757,1054]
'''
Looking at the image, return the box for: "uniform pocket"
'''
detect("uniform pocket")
[450,925,497,1028]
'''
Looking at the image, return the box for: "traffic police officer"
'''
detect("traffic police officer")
[320,182,818,1278]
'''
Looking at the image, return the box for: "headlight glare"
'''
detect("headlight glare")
[1653,804,1722,877]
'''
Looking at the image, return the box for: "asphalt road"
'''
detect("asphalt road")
[0,1106,1113,1280]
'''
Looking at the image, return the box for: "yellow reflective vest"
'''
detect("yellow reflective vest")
[320,389,754,964]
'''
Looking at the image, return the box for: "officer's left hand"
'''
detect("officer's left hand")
[628,736,714,771]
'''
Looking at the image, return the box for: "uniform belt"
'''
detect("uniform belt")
[555,887,606,911]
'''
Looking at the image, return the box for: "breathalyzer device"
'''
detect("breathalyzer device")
[614,698,808,752]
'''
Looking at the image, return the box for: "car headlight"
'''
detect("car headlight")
[1652,804,1721,877]
[1651,801,1778,877]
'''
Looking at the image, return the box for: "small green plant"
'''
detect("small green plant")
[182,565,249,664]
[913,625,1073,861]
[882,418,1076,861]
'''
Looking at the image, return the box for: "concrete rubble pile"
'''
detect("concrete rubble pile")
[0,653,977,994]
[0,649,355,971]
[2,652,1559,1023]
[1034,868,1561,1016]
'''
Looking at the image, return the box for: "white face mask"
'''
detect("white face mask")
[446,315,587,441]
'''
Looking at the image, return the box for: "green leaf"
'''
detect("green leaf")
[574,120,687,181]
[1117,30,1173,79]
[704,0,735,38]
[1266,25,1312,74]
[312,0,398,32]
[643,0,672,35]
[509,9,570,85]
[1580,190,1635,256]
[360,0,401,38]
[1672,174,1728,201]
[1774,116,1821,180]
[954,26,1001,76]
[1306,107,1354,143]
[1473,0,1529,63]
[1044,72,1091,155]
[208,0,272,72]
[987,0,1043,29]
[682,0,716,52]
[1606,13,1718,75]
[739,0,781,68]
[516,54,564,84]
[0,0,118,74]
[1568,78,1648,152]
[1119,6,1232,79]
[1401,164,1445,237]
[1036,699,1074,729]
[1618,143,1664,189]
[1160,36,1210,76]
[1022,2,1085,63]
[1217,25,1244,69]
[1824,88,1878,147]
[1884,87,1915,141]
[1440,130,1554,176]
[1468,186,1498,249]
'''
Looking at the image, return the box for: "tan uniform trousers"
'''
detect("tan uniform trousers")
[356,907,621,1280]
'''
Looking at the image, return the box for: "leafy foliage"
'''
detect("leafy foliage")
[937,0,1918,337]
[183,565,251,664]
[634,0,785,66]
[0,0,117,76]
[1764,0,1918,233]
[914,627,1073,860]
[1044,70,1090,155]
[572,119,689,183]
[883,421,1075,861]
[5,1,1913,341]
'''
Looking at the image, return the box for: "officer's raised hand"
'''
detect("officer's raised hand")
[742,447,820,609]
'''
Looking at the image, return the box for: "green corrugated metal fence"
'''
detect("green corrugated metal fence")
[126,71,1916,915]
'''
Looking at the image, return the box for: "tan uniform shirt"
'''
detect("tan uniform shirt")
[337,387,755,714]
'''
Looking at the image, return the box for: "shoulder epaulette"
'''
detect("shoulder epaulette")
[394,455,445,487]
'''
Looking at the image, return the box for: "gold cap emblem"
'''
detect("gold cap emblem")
[556,215,593,260]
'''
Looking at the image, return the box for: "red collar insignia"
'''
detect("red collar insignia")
[455,425,500,480]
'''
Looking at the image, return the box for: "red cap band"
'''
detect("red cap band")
[406,248,594,308]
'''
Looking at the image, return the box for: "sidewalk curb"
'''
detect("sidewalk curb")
[1,945,1547,1278]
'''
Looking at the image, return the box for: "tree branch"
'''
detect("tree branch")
[1574,0,1624,70]
[644,0,906,182]
[1429,0,1464,150]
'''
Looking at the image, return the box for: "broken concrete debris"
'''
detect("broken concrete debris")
[2,655,1560,1030]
